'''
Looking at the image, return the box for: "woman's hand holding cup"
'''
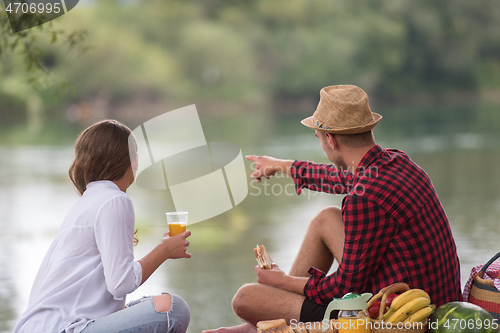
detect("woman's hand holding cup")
[161,230,191,260]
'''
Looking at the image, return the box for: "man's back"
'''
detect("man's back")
[354,146,462,306]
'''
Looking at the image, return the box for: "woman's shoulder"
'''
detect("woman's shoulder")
[61,182,133,230]
[91,184,134,226]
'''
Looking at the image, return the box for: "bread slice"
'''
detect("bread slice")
[280,325,295,333]
[257,319,287,333]
[254,245,273,269]
[294,322,308,333]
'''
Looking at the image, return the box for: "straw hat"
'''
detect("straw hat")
[301,85,382,134]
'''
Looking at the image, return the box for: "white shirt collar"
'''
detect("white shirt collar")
[86,180,120,191]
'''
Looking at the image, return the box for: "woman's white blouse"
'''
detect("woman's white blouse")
[14,181,142,333]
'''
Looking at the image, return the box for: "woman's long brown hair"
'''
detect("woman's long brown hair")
[69,119,139,245]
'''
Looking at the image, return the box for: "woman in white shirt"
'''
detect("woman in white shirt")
[14,120,191,333]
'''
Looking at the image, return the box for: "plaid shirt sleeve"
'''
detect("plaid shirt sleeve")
[304,195,399,304]
[291,160,352,195]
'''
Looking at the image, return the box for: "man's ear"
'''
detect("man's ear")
[325,133,338,150]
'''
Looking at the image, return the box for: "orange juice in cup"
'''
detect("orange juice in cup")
[168,222,187,236]
[166,212,188,236]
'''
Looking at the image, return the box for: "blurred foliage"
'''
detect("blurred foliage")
[0,6,87,94]
[0,0,500,138]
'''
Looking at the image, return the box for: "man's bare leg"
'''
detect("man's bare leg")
[203,206,342,333]
[202,283,304,333]
[289,206,344,277]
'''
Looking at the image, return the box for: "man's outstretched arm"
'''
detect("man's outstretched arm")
[246,155,348,195]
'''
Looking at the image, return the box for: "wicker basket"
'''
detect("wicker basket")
[367,283,427,333]
[469,251,500,320]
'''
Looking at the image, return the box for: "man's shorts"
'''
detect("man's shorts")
[300,297,339,322]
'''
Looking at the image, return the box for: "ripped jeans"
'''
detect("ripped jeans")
[80,294,190,333]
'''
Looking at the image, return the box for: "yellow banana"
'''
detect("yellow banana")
[402,306,434,323]
[383,308,395,320]
[389,289,430,312]
[386,297,431,323]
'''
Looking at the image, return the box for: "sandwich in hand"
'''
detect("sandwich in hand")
[254,244,273,270]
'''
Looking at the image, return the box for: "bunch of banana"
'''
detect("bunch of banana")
[383,289,435,323]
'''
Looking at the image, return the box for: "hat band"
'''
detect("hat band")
[312,116,333,130]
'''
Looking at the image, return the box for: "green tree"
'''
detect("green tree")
[0,7,86,93]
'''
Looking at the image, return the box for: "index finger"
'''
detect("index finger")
[245,155,260,162]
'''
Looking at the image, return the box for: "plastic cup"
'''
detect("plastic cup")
[166,212,188,236]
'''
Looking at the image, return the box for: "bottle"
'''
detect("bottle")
[322,292,372,333]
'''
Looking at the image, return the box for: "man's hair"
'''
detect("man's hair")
[325,130,374,148]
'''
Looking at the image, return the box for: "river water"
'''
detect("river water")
[1,111,500,332]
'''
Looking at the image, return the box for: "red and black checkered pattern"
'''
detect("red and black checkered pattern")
[291,145,462,307]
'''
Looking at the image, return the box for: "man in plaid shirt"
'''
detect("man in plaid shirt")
[204,85,461,333]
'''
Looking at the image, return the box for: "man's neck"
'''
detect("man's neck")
[341,144,376,173]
